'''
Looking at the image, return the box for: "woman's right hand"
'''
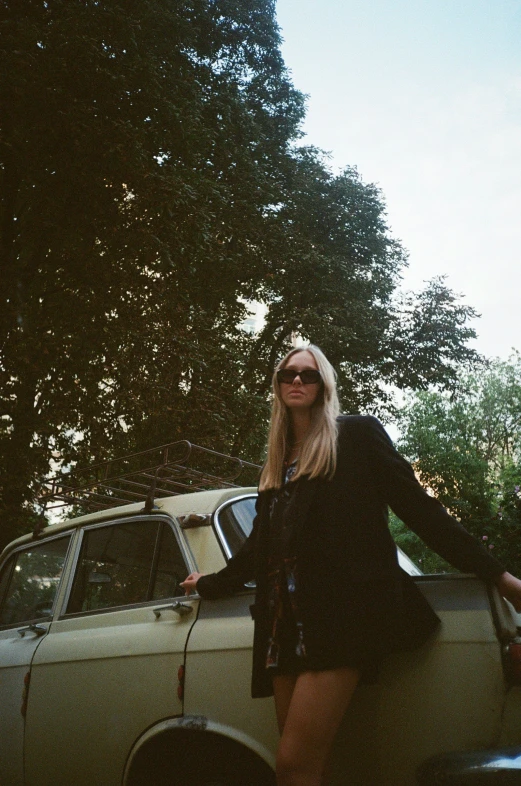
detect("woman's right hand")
[180,572,206,596]
[496,571,521,613]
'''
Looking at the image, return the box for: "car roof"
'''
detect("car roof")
[1,486,258,557]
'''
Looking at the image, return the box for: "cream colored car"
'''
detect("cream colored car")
[1,487,521,786]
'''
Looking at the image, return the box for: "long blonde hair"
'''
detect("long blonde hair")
[259,345,340,491]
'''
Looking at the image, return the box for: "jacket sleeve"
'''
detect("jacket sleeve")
[362,416,505,581]
[196,495,260,599]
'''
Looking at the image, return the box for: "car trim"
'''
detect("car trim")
[57,595,198,620]
[212,493,258,561]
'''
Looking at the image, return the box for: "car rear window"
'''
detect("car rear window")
[214,496,257,558]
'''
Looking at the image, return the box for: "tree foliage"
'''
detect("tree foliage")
[1,0,481,549]
[395,355,521,574]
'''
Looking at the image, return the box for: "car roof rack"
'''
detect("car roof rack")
[38,441,261,515]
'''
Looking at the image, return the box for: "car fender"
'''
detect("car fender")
[123,714,276,784]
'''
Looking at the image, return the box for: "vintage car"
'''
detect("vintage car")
[1,444,521,785]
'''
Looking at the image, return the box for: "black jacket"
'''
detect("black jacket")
[198,415,505,698]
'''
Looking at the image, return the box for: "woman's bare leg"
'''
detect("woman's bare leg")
[272,674,298,734]
[274,667,360,786]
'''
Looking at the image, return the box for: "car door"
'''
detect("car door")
[185,494,280,760]
[0,533,73,786]
[23,514,198,786]
[197,494,510,785]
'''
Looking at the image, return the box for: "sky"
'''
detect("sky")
[275,0,521,361]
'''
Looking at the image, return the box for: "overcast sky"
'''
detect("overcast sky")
[275,0,521,361]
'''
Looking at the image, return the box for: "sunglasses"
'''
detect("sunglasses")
[276,368,322,385]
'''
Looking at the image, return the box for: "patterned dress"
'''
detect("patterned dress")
[265,461,308,674]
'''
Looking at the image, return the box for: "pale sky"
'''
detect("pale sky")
[275,0,521,360]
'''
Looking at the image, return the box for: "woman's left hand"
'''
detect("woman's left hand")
[495,572,521,613]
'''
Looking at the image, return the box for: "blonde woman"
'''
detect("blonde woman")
[182,345,521,786]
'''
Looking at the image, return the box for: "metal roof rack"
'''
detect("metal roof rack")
[38,441,261,514]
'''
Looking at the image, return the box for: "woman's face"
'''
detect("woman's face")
[279,350,322,412]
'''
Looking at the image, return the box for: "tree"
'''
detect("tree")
[395,355,521,574]
[0,0,305,545]
[226,150,482,453]
[1,1,483,550]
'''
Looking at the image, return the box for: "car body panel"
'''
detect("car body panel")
[186,574,508,786]
[184,591,279,763]
[0,627,48,786]
[330,581,505,785]
[1,486,521,785]
[24,602,198,786]
[0,532,74,786]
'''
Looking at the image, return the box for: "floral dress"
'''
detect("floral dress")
[265,461,308,674]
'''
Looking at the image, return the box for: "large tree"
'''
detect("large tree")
[1,0,481,549]
[395,355,521,574]
[1,0,304,544]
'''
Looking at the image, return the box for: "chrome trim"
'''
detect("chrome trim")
[18,623,48,638]
[153,601,193,618]
[58,595,197,620]
[0,529,75,570]
[213,493,258,561]
[58,526,87,618]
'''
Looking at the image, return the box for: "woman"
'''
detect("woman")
[181,345,521,786]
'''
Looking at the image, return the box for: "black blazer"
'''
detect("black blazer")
[198,415,505,698]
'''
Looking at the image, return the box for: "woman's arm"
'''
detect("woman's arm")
[363,416,506,581]
[362,416,521,608]
[495,571,521,613]
[181,495,262,599]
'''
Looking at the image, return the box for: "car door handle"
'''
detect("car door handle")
[18,623,47,638]
[153,602,194,619]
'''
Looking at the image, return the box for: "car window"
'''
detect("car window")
[215,496,256,558]
[0,536,72,627]
[66,518,188,614]
[389,512,454,574]
[152,523,189,600]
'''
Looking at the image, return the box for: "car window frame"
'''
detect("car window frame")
[0,531,75,631]
[58,513,196,619]
[213,493,258,562]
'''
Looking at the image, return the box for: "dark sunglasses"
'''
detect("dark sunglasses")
[276,368,322,385]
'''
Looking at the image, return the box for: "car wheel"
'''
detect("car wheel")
[160,762,270,786]
[127,729,275,786]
